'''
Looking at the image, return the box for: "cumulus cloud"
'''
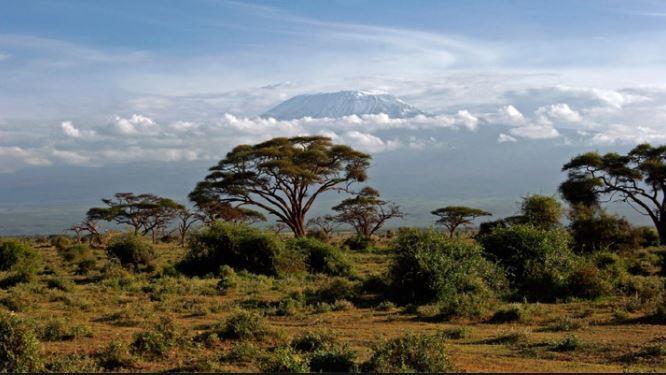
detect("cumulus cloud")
[113,114,158,135]
[591,124,666,145]
[456,110,478,130]
[536,103,582,124]
[497,133,517,143]
[509,124,560,140]
[498,105,526,125]
[0,146,51,173]
[61,121,82,138]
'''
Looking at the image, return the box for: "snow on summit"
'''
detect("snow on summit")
[262,90,425,120]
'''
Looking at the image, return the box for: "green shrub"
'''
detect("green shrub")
[225,341,261,363]
[568,207,637,253]
[0,239,40,273]
[58,243,93,263]
[539,317,586,332]
[521,194,563,229]
[39,319,91,341]
[76,258,97,275]
[438,327,469,340]
[51,236,73,252]
[305,277,357,305]
[217,265,237,293]
[489,304,525,323]
[131,317,182,358]
[180,222,302,276]
[480,224,576,301]
[388,229,505,317]
[309,344,358,372]
[566,260,613,299]
[260,346,309,373]
[0,312,43,372]
[635,227,660,248]
[106,234,155,271]
[291,330,337,352]
[552,334,583,352]
[221,310,267,340]
[95,341,135,371]
[286,237,351,276]
[343,235,373,251]
[46,353,100,372]
[363,332,454,372]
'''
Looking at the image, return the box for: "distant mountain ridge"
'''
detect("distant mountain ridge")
[262,90,425,120]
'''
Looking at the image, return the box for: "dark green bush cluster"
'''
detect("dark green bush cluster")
[343,235,373,251]
[220,310,267,340]
[180,222,301,276]
[568,207,639,253]
[480,224,578,301]
[289,331,357,372]
[0,239,40,280]
[106,234,155,271]
[0,312,43,372]
[362,332,454,372]
[131,317,183,358]
[286,237,351,276]
[387,229,505,318]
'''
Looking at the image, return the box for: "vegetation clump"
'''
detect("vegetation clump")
[362,332,455,372]
[0,312,43,372]
[106,233,155,271]
[287,237,351,276]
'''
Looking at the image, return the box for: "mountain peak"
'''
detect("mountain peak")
[262,90,424,120]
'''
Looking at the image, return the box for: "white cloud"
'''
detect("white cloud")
[509,124,560,139]
[456,110,478,130]
[536,103,582,124]
[61,121,81,138]
[591,124,666,145]
[498,105,526,125]
[497,133,517,143]
[113,114,158,135]
[0,146,51,173]
[341,131,401,153]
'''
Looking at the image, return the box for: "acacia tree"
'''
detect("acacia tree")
[332,187,403,239]
[174,207,200,247]
[191,136,371,237]
[189,184,264,224]
[87,192,182,242]
[431,206,491,237]
[561,144,666,244]
[306,215,338,238]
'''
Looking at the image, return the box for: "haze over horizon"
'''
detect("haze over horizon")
[2,0,666,234]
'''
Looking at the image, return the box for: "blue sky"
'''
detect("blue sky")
[2,0,666,170]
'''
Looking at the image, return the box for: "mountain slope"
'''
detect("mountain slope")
[262,90,425,120]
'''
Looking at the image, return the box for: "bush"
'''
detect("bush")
[51,236,73,252]
[569,207,638,253]
[489,304,525,323]
[221,310,267,340]
[343,235,373,251]
[291,330,337,352]
[180,222,302,276]
[566,261,613,299]
[305,277,357,305]
[480,224,576,301]
[309,345,357,372]
[40,319,92,341]
[552,334,583,352]
[106,234,155,271]
[131,317,182,358]
[260,346,309,373]
[0,239,40,273]
[95,341,135,371]
[521,195,563,229]
[363,332,454,372]
[286,237,351,276]
[388,229,505,317]
[0,313,43,372]
[216,265,237,293]
[635,227,660,248]
[58,243,93,264]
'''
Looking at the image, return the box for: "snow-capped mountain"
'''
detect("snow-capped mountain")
[262,90,425,120]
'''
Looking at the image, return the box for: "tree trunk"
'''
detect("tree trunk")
[658,219,666,246]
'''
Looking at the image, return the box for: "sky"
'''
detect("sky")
[2,0,666,232]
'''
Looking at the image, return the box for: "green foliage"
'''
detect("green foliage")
[131,317,182,358]
[106,233,155,271]
[0,239,40,273]
[286,237,351,276]
[216,265,237,293]
[552,334,583,352]
[58,243,93,263]
[489,304,526,323]
[363,332,454,373]
[40,319,92,341]
[95,341,135,371]
[291,330,337,352]
[343,234,373,251]
[566,260,613,299]
[180,222,301,276]
[309,344,357,373]
[305,277,357,305]
[480,224,575,301]
[260,346,310,373]
[568,206,638,253]
[521,195,563,229]
[431,206,491,237]
[51,235,73,252]
[221,310,267,340]
[0,312,43,372]
[388,229,505,317]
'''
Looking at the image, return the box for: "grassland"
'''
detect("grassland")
[1,234,664,373]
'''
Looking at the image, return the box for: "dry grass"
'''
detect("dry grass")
[1,238,665,372]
